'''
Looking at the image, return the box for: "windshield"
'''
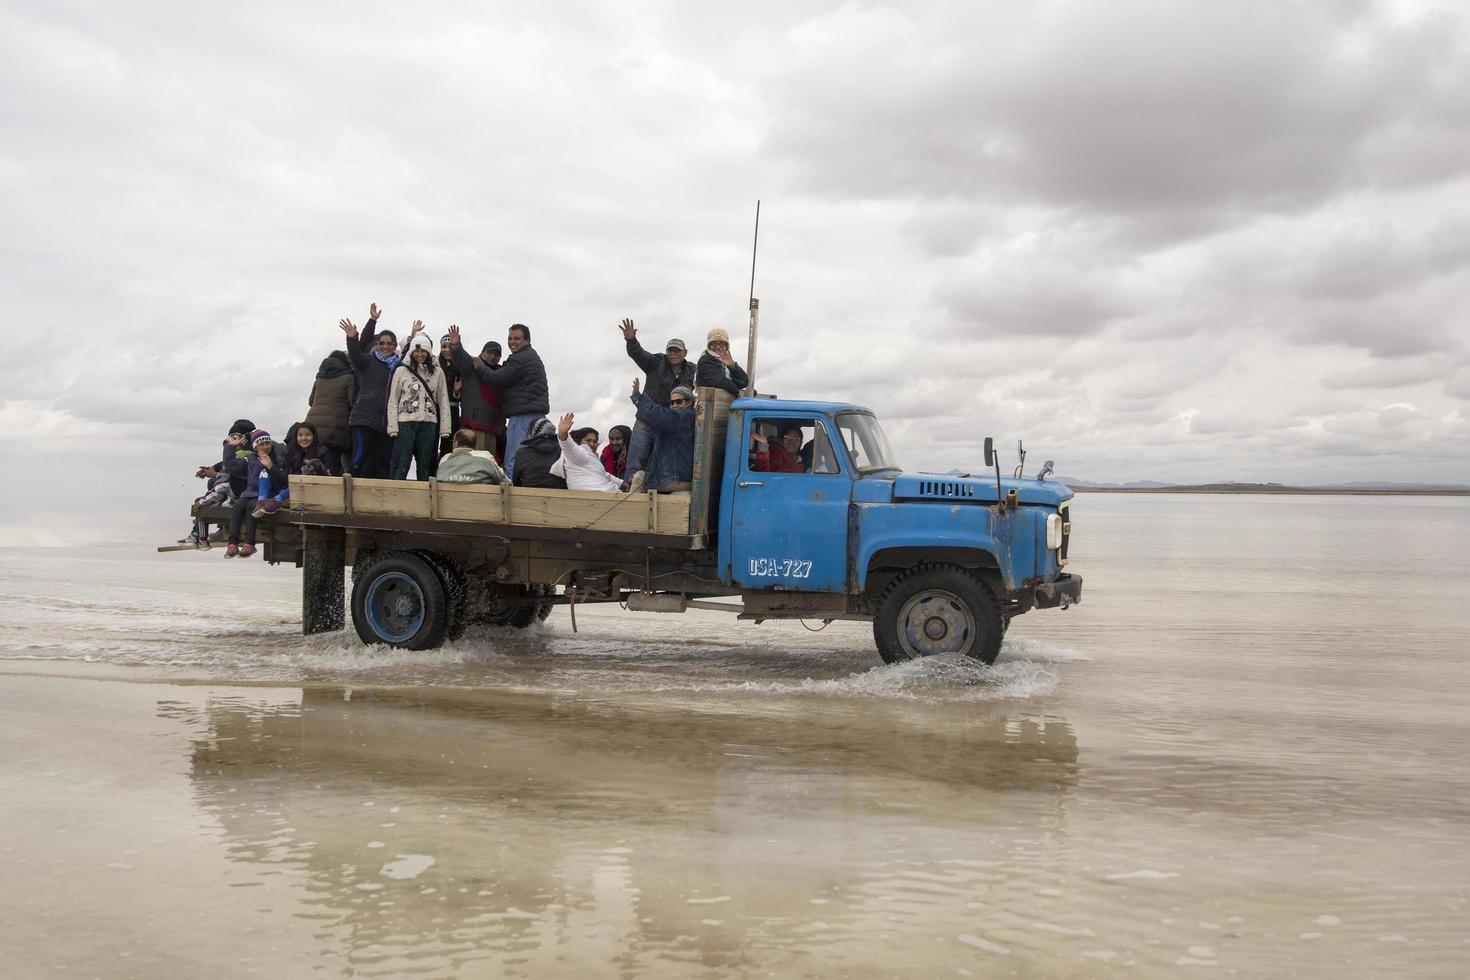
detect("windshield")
[835,412,899,472]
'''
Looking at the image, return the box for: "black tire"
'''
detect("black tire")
[414,551,468,642]
[872,564,1002,665]
[505,584,554,629]
[350,551,449,649]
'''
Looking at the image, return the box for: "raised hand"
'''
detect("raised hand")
[619,318,636,340]
[410,319,425,336]
[752,430,768,446]
[557,412,575,440]
[719,349,735,367]
[631,378,641,397]
[447,324,461,347]
[339,318,356,335]
[369,302,382,321]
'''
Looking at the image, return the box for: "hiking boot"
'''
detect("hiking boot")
[224,543,238,558]
[238,543,256,558]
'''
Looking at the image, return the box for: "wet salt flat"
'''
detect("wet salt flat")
[2,493,1468,978]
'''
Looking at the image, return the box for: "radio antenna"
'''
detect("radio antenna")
[744,200,761,395]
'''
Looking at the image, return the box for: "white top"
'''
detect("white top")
[557,438,624,493]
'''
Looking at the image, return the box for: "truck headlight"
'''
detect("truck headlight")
[1046,513,1063,550]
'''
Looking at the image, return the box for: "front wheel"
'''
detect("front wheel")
[350,552,449,649]
[873,565,1002,665]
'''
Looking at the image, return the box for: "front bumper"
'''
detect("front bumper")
[1033,573,1082,610]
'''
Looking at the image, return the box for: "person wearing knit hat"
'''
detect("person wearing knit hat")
[387,333,452,480]
[625,376,696,494]
[696,328,748,396]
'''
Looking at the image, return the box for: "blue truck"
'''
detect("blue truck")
[215,389,1080,664]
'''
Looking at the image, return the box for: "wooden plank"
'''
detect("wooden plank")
[289,474,691,536]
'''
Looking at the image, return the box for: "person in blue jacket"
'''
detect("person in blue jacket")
[626,380,695,493]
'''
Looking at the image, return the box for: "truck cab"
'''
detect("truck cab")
[713,397,1080,663]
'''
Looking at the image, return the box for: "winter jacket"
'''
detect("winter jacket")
[626,338,695,407]
[695,351,748,395]
[601,444,627,479]
[511,431,567,489]
[217,442,253,497]
[345,317,399,432]
[386,362,451,438]
[221,443,288,498]
[447,348,504,434]
[286,439,334,476]
[436,448,505,485]
[633,392,695,489]
[451,343,549,419]
[305,351,355,448]
[558,438,624,492]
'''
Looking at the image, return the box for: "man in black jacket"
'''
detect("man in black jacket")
[340,302,400,479]
[446,322,549,483]
[619,317,695,479]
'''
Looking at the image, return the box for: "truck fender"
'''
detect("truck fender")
[859,545,1002,596]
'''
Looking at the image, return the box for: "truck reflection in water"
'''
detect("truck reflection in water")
[174,686,1079,975]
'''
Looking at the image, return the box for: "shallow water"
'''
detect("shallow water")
[2,494,1468,977]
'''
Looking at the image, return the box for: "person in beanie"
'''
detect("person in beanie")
[305,350,355,475]
[618,317,694,479]
[435,334,464,473]
[223,430,277,558]
[601,424,632,479]
[626,380,696,494]
[387,333,451,480]
[511,417,567,489]
[340,302,400,479]
[450,339,505,459]
[446,323,548,483]
[696,328,748,395]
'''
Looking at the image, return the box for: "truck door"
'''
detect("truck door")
[727,415,850,593]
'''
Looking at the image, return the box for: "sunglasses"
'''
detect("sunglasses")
[670,397,691,406]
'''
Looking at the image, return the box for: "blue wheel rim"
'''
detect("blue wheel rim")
[364,571,425,643]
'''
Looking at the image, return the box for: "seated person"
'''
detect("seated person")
[252,433,292,518]
[511,418,568,489]
[284,421,337,476]
[553,414,624,492]
[752,423,807,473]
[601,424,632,479]
[436,428,506,484]
[627,381,696,493]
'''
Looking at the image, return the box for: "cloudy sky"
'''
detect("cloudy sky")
[3,0,1468,544]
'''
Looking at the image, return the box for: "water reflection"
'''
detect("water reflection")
[176,686,1079,976]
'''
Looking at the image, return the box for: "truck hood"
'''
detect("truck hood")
[864,472,1074,507]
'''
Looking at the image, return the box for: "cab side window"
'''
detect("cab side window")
[747,418,841,475]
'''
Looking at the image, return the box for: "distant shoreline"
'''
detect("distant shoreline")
[1068,485,1470,496]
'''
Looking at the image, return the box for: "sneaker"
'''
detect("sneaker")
[251,500,269,518]
[257,498,282,516]
[627,470,646,493]
[208,529,228,543]
[238,543,256,558]
[224,543,238,558]
[193,537,212,551]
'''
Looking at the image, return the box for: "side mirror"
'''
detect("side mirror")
[983,437,994,468]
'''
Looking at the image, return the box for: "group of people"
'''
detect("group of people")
[185,305,752,557]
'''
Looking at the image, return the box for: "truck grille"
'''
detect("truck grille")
[1058,502,1071,566]
[915,480,976,498]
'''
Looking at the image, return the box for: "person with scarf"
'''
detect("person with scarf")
[601,424,632,479]
[387,333,452,480]
[695,328,748,395]
[340,302,402,479]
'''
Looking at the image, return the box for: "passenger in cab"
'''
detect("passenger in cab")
[695,328,747,395]
[626,381,695,494]
[511,417,567,489]
[601,424,632,479]
[619,318,694,478]
[436,428,505,485]
[340,303,398,479]
[387,333,451,480]
[752,423,807,473]
[553,414,623,493]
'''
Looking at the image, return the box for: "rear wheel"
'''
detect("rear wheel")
[506,584,555,628]
[350,552,449,649]
[873,565,1002,665]
[414,551,468,642]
